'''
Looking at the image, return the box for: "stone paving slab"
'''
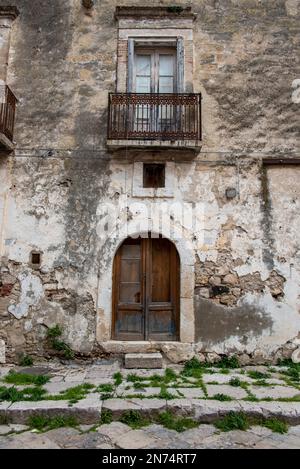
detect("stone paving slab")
[202,373,253,384]
[116,429,159,449]
[239,401,300,423]
[102,398,167,418]
[44,427,112,449]
[0,431,61,449]
[7,396,102,424]
[96,422,130,443]
[180,424,216,443]
[170,387,205,399]
[0,424,28,435]
[250,385,300,400]
[122,368,165,378]
[143,423,178,440]
[44,381,85,394]
[206,384,248,399]
[115,385,160,397]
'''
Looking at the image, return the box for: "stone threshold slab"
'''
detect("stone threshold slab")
[1,398,300,425]
[1,397,102,425]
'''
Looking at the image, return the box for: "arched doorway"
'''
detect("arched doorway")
[112,236,180,341]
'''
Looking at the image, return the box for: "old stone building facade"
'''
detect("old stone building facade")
[0,0,299,364]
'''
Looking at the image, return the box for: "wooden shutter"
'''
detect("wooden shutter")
[176,37,184,93]
[127,38,135,92]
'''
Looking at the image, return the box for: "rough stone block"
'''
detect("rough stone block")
[8,397,101,424]
[97,422,131,443]
[161,343,194,363]
[180,425,217,443]
[0,432,61,449]
[102,398,166,418]
[125,352,163,369]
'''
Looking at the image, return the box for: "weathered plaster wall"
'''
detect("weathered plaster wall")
[0,0,299,362]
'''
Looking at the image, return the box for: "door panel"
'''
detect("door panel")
[148,307,174,334]
[113,239,144,340]
[116,307,144,338]
[147,238,179,340]
[151,238,171,302]
[113,237,179,341]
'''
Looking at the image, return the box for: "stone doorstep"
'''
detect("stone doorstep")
[1,398,300,425]
[124,352,163,369]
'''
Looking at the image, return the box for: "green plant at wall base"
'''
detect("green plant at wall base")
[51,338,74,359]
[247,371,270,380]
[277,360,300,380]
[19,354,33,366]
[46,324,63,338]
[182,358,203,378]
[216,356,240,369]
[46,324,74,359]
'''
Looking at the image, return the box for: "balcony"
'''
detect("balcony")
[107,93,202,153]
[0,85,17,151]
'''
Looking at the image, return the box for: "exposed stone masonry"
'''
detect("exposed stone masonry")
[195,253,286,307]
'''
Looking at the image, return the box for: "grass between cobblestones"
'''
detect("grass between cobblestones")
[27,415,79,431]
[0,358,299,406]
[24,409,290,436]
[4,371,50,386]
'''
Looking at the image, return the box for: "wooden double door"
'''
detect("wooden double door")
[112,237,180,341]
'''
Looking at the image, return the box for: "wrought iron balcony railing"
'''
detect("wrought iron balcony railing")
[107,93,202,142]
[0,85,17,144]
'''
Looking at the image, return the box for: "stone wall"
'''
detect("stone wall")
[0,0,299,363]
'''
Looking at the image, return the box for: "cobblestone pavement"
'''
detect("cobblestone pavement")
[0,360,300,449]
[0,422,300,449]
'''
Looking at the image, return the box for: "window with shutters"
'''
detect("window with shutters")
[107,6,202,150]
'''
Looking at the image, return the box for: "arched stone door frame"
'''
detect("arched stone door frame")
[96,226,195,347]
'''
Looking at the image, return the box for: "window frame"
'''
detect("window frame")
[133,47,177,94]
[127,38,184,94]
